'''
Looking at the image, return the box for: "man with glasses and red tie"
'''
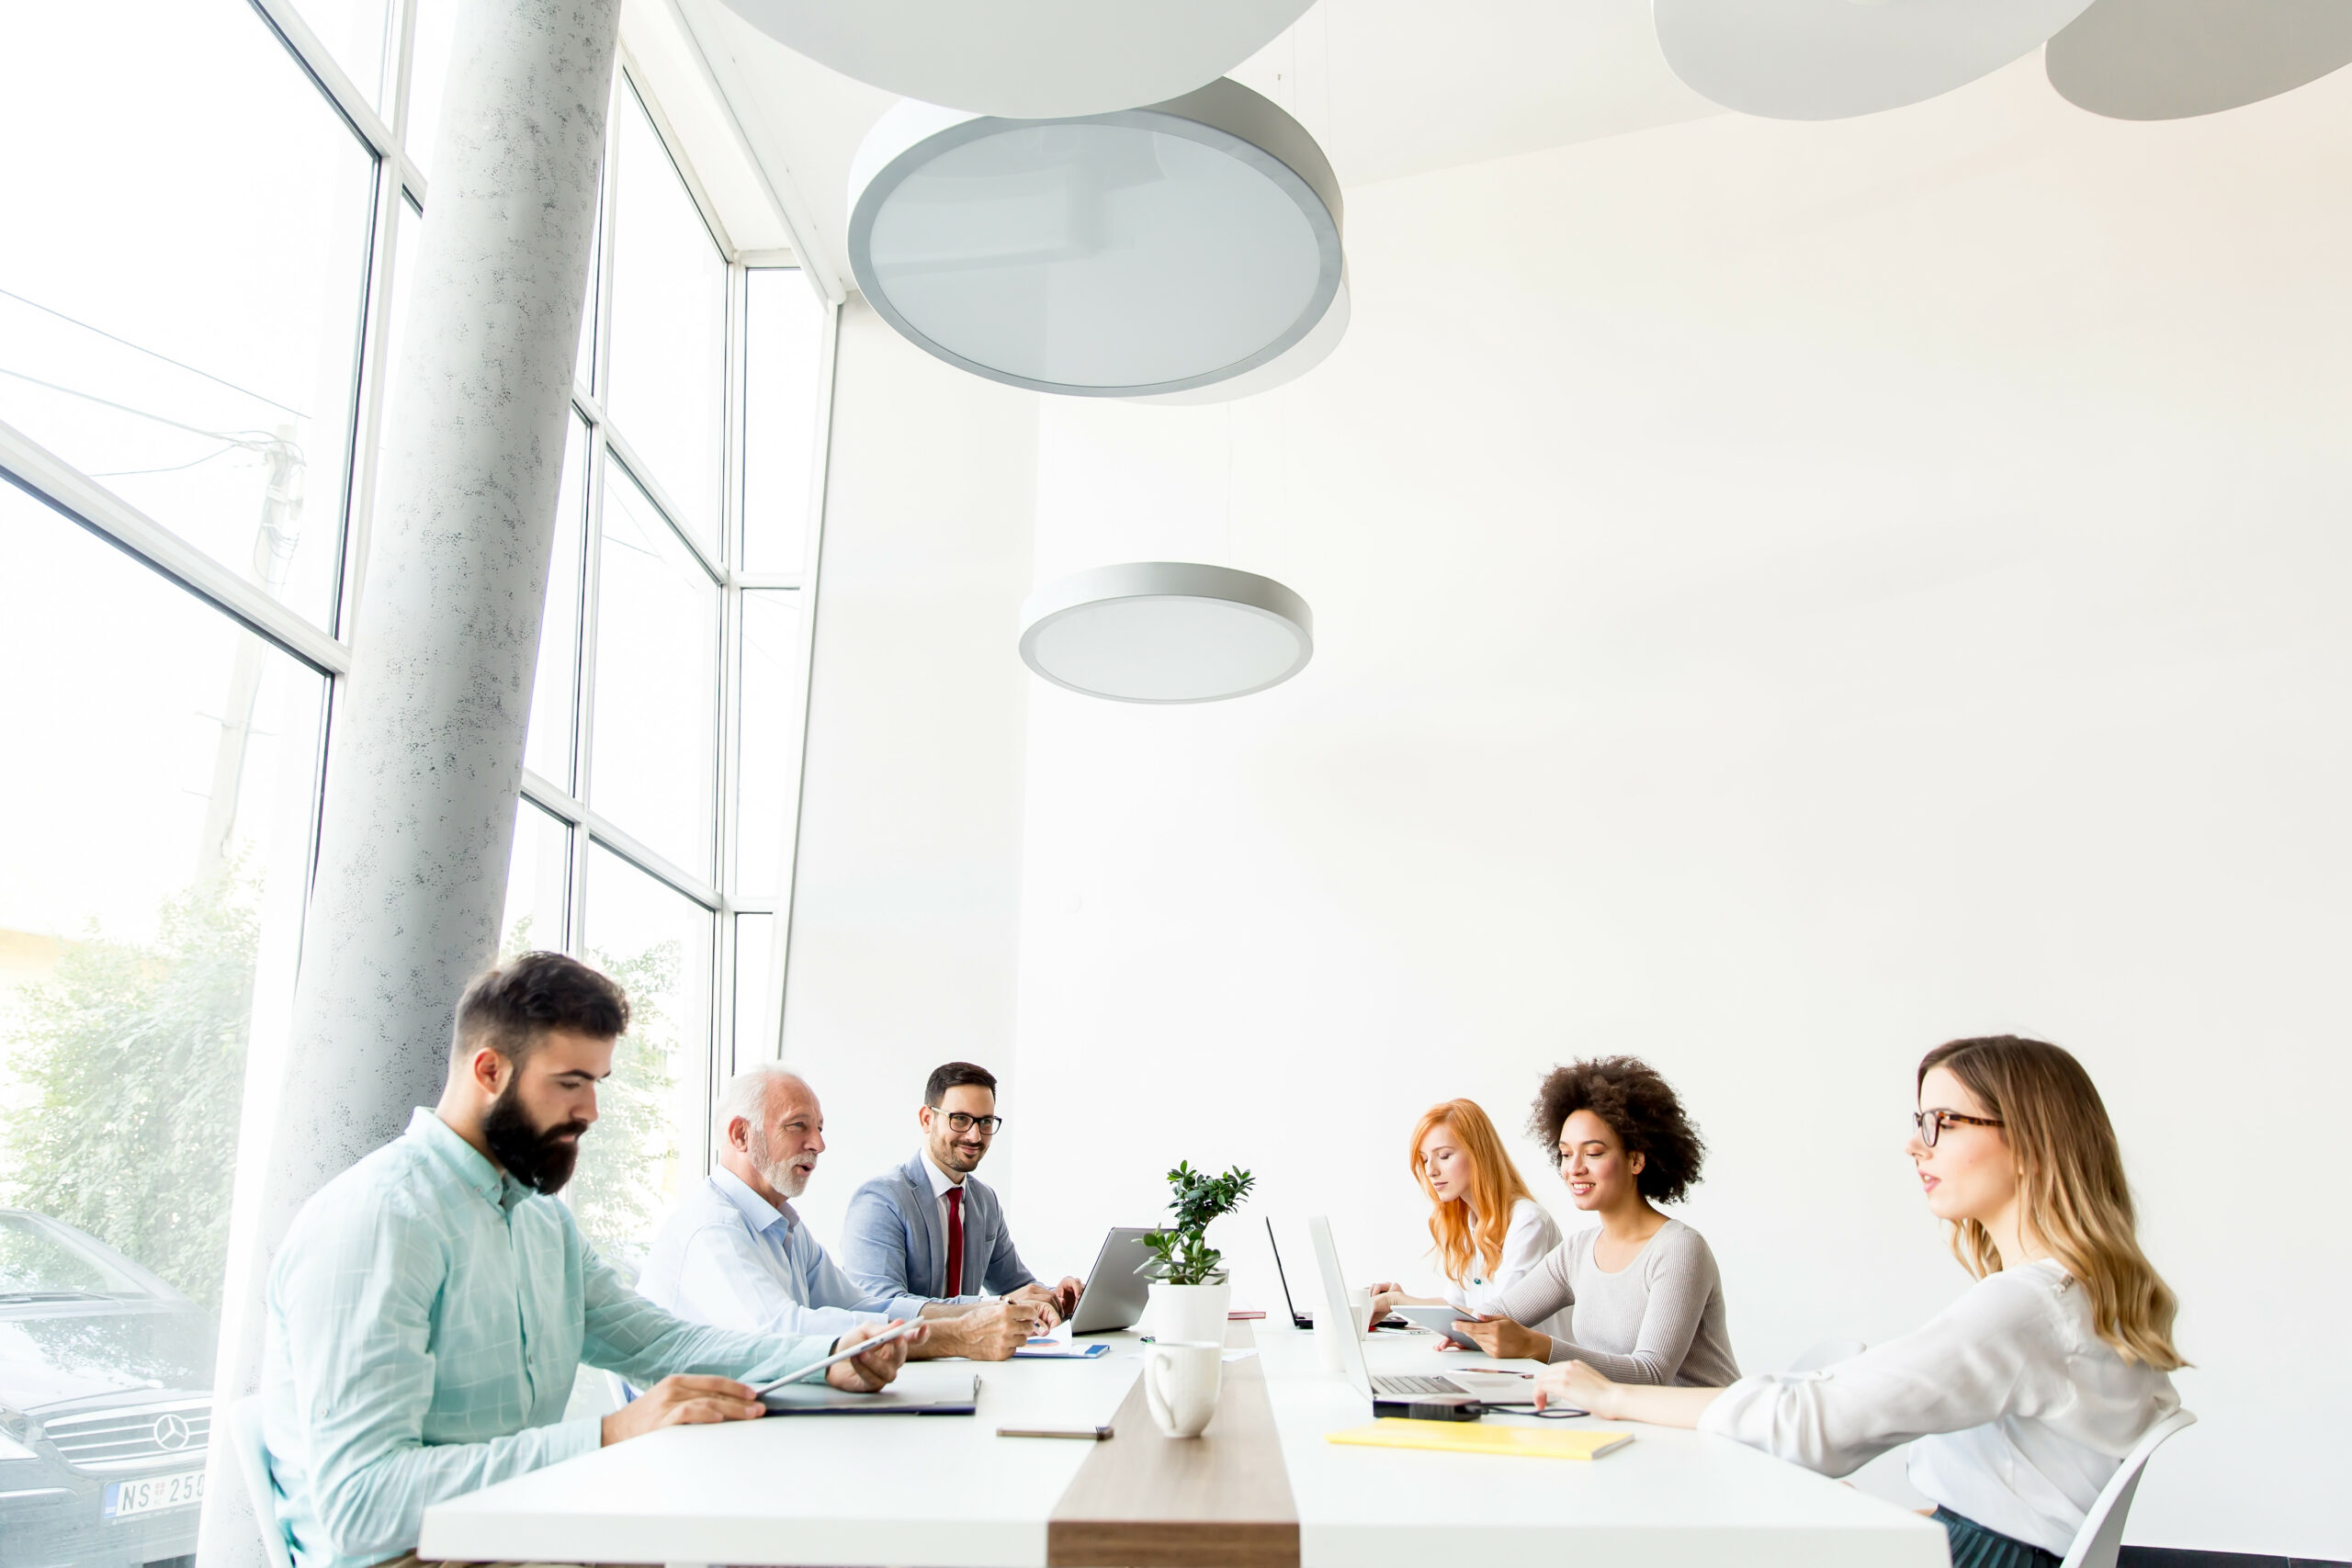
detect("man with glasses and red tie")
[841,1063,1084,1326]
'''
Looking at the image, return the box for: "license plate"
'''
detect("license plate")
[105,1469,206,1519]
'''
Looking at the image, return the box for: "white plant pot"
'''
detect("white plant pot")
[1146,1280,1232,1345]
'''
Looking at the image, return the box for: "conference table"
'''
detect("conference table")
[419,1320,1948,1568]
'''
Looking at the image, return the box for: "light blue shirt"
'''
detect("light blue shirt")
[261,1109,832,1568]
[639,1169,932,1337]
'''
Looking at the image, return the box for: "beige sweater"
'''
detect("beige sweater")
[1493,1217,1741,1387]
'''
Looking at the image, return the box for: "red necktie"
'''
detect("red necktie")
[944,1185,965,1297]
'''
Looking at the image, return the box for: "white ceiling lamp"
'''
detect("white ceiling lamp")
[1654,0,2096,120]
[1019,562,1313,704]
[713,0,1315,119]
[846,81,1347,401]
[2046,0,2352,120]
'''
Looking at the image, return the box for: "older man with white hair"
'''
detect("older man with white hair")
[640,1066,1040,1359]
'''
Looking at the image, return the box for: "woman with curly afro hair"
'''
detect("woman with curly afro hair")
[1452,1056,1740,1388]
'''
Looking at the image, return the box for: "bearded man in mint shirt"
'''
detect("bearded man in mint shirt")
[261,953,921,1568]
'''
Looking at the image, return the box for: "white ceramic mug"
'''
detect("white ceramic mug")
[1143,1339,1224,1438]
[1314,1287,1374,1371]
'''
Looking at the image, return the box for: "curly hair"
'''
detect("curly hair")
[1527,1056,1705,1205]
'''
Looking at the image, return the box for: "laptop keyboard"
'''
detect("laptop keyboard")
[1374,1374,1464,1396]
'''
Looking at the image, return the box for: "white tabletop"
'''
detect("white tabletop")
[418,1351,1141,1567]
[1272,1323,1948,1568]
[418,1324,1949,1568]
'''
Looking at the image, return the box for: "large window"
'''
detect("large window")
[0,2,832,1559]
[496,80,831,1269]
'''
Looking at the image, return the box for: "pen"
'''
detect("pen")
[997,1425,1114,1440]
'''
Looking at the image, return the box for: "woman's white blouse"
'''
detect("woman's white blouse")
[1442,1198,1570,1337]
[1699,1259,2179,1558]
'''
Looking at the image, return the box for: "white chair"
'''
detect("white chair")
[1786,1337,1867,1373]
[2058,1406,2195,1568]
[227,1395,296,1568]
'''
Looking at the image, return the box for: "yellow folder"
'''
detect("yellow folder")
[1325,1418,1634,1460]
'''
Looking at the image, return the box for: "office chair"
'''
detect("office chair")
[228,1395,296,1568]
[2059,1406,2196,1568]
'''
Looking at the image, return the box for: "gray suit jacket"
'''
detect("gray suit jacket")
[840,1152,1038,1303]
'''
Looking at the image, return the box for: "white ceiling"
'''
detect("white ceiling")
[668,0,1722,295]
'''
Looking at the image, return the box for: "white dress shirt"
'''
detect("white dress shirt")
[1443,1198,1572,1338]
[1699,1259,2179,1557]
[639,1169,931,1338]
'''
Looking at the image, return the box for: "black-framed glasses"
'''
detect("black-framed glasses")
[1913,1109,2002,1148]
[934,1110,1003,1135]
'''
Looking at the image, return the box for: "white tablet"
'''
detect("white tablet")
[1388,1304,1487,1349]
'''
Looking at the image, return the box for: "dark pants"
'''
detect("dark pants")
[1934,1506,2064,1568]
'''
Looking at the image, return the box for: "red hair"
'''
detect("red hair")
[1409,1100,1538,1284]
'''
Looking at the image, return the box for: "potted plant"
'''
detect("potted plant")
[1138,1161,1256,1344]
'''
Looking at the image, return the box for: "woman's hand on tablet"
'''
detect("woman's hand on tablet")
[1456,1315,1550,1361]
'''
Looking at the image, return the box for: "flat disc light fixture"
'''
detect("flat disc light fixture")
[1654,0,2095,119]
[713,0,1316,118]
[847,81,1346,400]
[1019,562,1314,704]
[2045,0,2352,120]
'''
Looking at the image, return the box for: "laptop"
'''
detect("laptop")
[1267,1217,1316,1330]
[1306,1215,1533,1417]
[1065,1225,1157,1335]
[1269,1217,1411,1334]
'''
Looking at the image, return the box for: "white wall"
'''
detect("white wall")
[997,59,2352,1559]
[778,301,1038,1243]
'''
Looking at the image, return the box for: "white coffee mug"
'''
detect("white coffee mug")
[1144,1339,1224,1438]
[1314,1287,1374,1371]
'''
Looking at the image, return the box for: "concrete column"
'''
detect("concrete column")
[198,4,621,1563]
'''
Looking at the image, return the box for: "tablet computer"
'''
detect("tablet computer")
[1388,1304,1487,1349]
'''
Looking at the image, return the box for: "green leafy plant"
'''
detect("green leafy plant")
[0,873,257,1311]
[1139,1161,1256,1286]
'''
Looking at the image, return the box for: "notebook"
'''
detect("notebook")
[1325,1418,1634,1460]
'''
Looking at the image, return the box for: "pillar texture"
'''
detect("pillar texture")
[198,4,621,1563]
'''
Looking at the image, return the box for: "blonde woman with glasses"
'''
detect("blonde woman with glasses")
[1541,1036,2184,1568]
[1366,1099,1571,1340]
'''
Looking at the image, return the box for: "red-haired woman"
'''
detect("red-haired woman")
[1366,1099,1571,1340]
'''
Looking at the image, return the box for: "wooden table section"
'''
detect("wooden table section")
[419,1321,1950,1568]
[1046,1325,1295,1568]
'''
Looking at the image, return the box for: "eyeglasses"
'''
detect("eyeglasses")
[933,1110,1003,1135]
[1913,1109,2002,1148]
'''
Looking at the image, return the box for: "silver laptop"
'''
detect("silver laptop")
[1306,1215,1530,1408]
[1065,1225,1157,1335]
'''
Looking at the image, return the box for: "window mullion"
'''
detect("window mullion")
[245,0,400,161]
[573,417,609,818]
[766,299,841,1057]
[1,423,349,678]
[601,421,723,584]
[338,152,404,646]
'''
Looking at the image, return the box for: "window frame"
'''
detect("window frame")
[0,0,839,1192]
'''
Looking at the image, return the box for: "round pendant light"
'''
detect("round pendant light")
[1653,0,2096,120]
[713,0,1316,119]
[847,81,1346,400]
[2046,0,2352,120]
[1019,562,1314,704]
